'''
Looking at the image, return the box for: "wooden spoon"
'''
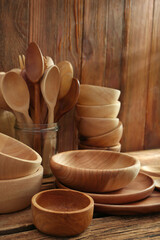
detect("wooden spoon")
[1,70,32,124]
[54,78,80,122]
[57,61,73,99]
[41,66,60,123]
[25,42,44,124]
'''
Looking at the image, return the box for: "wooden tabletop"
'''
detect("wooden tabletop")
[0,176,160,240]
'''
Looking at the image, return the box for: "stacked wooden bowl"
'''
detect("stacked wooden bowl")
[75,84,122,151]
[0,133,43,213]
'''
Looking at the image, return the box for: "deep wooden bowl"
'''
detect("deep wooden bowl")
[80,121,123,147]
[0,133,42,179]
[76,116,119,137]
[50,150,140,193]
[0,165,43,213]
[31,189,94,237]
[76,101,121,118]
[78,84,120,105]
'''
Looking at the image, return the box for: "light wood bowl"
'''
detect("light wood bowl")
[80,121,123,147]
[78,84,120,105]
[76,101,121,118]
[76,116,119,137]
[50,150,140,193]
[78,142,121,152]
[0,133,42,180]
[31,189,94,237]
[0,165,43,213]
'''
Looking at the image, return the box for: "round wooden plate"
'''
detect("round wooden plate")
[55,173,155,204]
[94,190,160,215]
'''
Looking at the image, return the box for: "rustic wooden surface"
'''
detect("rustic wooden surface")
[0,0,160,152]
[0,176,160,239]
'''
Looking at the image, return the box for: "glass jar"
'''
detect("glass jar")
[15,122,58,177]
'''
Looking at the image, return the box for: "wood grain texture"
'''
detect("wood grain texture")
[0,0,29,71]
[81,0,108,86]
[144,0,160,149]
[119,0,154,151]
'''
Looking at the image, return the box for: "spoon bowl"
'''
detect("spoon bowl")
[55,78,80,122]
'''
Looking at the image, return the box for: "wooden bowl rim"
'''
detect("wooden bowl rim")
[32,188,94,214]
[51,150,140,172]
[0,165,43,183]
[0,133,42,164]
[76,101,121,108]
[80,84,120,93]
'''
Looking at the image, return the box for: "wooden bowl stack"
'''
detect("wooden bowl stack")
[0,133,43,213]
[75,84,122,151]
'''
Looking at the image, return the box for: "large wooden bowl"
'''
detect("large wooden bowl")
[76,116,119,137]
[31,189,94,237]
[78,84,120,105]
[76,101,121,118]
[50,150,140,193]
[0,133,42,179]
[0,165,43,213]
[80,121,123,147]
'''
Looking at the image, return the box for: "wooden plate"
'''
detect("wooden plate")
[55,173,155,204]
[94,190,160,215]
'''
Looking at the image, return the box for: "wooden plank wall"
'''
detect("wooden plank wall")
[0,0,159,152]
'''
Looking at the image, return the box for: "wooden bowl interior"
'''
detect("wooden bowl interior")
[0,133,37,160]
[53,151,136,170]
[35,190,91,212]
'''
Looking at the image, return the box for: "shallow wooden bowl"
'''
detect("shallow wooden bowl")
[31,189,94,237]
[78,142,121,152]
[80,121,123,147]
[0,133,42,179]
[0,165,43,213]
[50,150,140,193]
[78,84,120,105]
[76,116,119,137]
[76,101,121,118]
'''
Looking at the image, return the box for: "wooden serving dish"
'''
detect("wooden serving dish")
[76,101,121,118]
[0,165,43,214]
[31,189,94,237]
[0,133,42,179]
[50,150,140,193]
[78,84,120,105]
[56,173,155,204]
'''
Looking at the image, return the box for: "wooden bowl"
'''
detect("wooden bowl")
[31,189,94,237]
[78,84,120,105]
[80,121,123,147]
[76,116,119,137]
[76,101,121,118]
[0,165,43,213]
[0,133,42,179]
[50,150,140,193]
[78,142,121,152]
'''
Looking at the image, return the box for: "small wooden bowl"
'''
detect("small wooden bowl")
[76,116,119,137]
[0,133,42,179]
[31,189,94,237]
[80,121,123,147]
[76,101,121,118]
[0,165,43,213]
[78,84,120,105]
[78,142,121,152]
[50,150,140,193]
